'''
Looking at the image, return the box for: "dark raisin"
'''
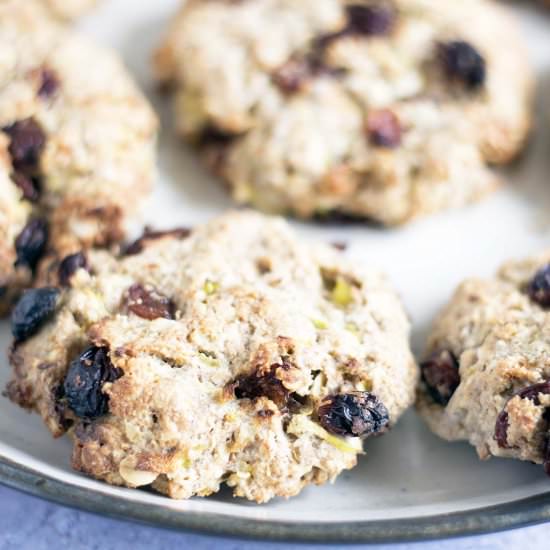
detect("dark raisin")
[273,58,314,94]
[318,391,389,437]
[58,252,89,286]
[494,410,510,448]
[3,118,46,172]
[234,361,293,409]
[272,51,345,95]
[11,287,60,342]
[14,218,48,270]
[125,283,175,320]
[420,349,460,405]
[527,264,550,308]
[346,4,395,36]
[494,382,550,448]
[440,41,486,90]
[516,382,550,403]
[11,172,40,202]
[63,346,123,419]
[124,227,191,256]
[37,68,60,99]
[367,109,402,148]
[331,241,348,251]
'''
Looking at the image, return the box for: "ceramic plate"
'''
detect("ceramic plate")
[1,0,550,543]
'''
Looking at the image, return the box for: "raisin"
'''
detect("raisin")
[15,219,48,270]
[37,67,60,99]
[3,118,46,172]
[367,109,401,148]
[331,241,348,251]
[124,227,191,256]
[273,58,314,94]
[11,287,60,342]
[125,283,175,320]
[58,252,89,286]
[63,346,123,419]
[234,361,293,409]
[440,41,486,90]
[318,391,389,437]
[420,349,460,405]
[527,264,550,308]
[494,382,550,448]
[516,382,550,403]
[11,172,40,202]
[346,4,395,36]
[494,410,510,448]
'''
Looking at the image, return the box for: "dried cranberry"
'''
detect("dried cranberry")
[58,252,89,286]
[318,391,389,437]
[15,219,48,270]
[124,227,191,256]
[11,172,40,202]
[346,4,395,36]
[367,109,402,148]
[440,41,486,90]
[494,382,550,448]
[63,346,123,419]
[125,283,175,320]
[421,350,460,405]
[37,68,60,99]
[3,118,46,172]
[234,361,294,409]
[11,287,60,342]
[527,264,550,308]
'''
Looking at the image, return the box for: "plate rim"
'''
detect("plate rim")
[0,455,549,543]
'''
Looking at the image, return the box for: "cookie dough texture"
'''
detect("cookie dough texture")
[8,211,417,503]
[0,2,157,313]
[418,252,550,468]
[42,0,97,20]
[155,0,533,225]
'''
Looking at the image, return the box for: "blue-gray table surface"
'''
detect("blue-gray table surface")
[0,485,547,549]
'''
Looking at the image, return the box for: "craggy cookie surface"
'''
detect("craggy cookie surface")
[8,211,417,503]
[417,252,550,475]
[156,0,533,225]
[0,1,157,313]
[41,0,97,20]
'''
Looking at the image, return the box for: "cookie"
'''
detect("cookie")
[417,252,550,475]
[42,0,97,20]
[7,211,417,503]
[0,2,157,314]
[155,0,533,225]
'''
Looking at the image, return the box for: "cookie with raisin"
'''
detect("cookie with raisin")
[0,1,157,313]
[7,211,417,503]
[155,0,533,225]
[417,252,550,475]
